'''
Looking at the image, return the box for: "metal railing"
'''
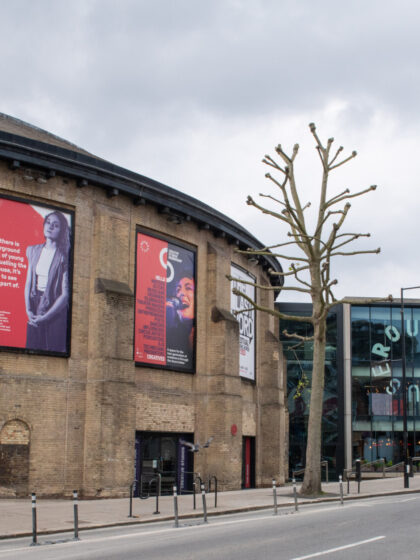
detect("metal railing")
[128,474,161,517]
[343,457,420,494]
[384,461,404,474]
[344,458,387,494]
[129,472,218,516]
[292,460,329,483]
[207,475,218,508]
[193,474,203,510]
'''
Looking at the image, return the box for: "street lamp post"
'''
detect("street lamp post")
[400,286,420,489]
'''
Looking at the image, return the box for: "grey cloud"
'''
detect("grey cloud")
[4,0,420,133]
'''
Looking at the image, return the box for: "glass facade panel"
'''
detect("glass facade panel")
[412,308,420,376]
[282,311,339,479]
[351,304,420,466]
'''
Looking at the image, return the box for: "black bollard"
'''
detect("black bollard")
[73,490,80,540]
[201,484,208,523]
[30,493,38,546]
[292,478,299,512]
[128,481,134,518]
[154,476,160,515]
[272,479,278,515]
[355,459,361,494]
[173,486,179,528]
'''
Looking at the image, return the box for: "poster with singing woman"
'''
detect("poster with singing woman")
[134,231,196,372]
[0,196,73,356]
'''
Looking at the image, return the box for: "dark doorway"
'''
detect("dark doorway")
[0,420,30,497]
[134,431,194,496]
[242,436,255,488]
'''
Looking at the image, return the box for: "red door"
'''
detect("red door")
[244,437,251,488]
[242,436,255,488]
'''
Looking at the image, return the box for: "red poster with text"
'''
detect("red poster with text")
[135,231,196,372]
[0,197,72,355]
[135,234,168,366]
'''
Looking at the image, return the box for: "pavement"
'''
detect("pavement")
[2,475,420,539]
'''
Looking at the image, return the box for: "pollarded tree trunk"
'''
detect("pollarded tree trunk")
[301,315,326,495]
[228,124,386,496]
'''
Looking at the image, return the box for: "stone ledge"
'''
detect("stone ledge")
[211,306,237,324]
[95,277,133,297]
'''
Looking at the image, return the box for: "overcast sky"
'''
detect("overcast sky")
[2,0,420,303]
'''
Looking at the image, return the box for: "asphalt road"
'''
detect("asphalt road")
[0,495,418,559]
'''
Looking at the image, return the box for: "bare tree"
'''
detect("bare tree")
[228,123,390,496]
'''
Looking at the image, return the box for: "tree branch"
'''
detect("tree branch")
[231,291,315,323]
[327,294,393,311]
[309,122,325,152]
[227,276,279,291]
[322,203,351,253]
[329,150,357,170]
[262,155,287,175]
[291,143,299,162]
[329,233,371,252]
[328,145,343,167]
[325,185,377,209]
[274,144,292,165]
[329,248,380,258]
[289,263,312,288]
[246,195,293,226]
[270,285,312,293]
[267,265,310,277]
[264,173,309,240]
[282,330,314,341]
[325,188,350,208]
[235,248,309,263]
[259,193,286,207]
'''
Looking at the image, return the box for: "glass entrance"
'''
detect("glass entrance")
[135,431,194,495]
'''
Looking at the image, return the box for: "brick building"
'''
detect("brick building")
[0,113,287,497]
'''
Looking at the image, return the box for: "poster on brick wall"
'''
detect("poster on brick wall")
[230,264,256,381]
[134,231,196,372]
[0,196,73,356]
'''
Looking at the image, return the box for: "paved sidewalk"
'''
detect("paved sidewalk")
[1,475,420,539]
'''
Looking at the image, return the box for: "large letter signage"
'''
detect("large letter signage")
[230,264,256,381]
[371,319,419,376]
[134,231,196,373]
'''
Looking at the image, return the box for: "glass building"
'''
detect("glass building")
[351,303,420,465]
[278,300,420,479]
